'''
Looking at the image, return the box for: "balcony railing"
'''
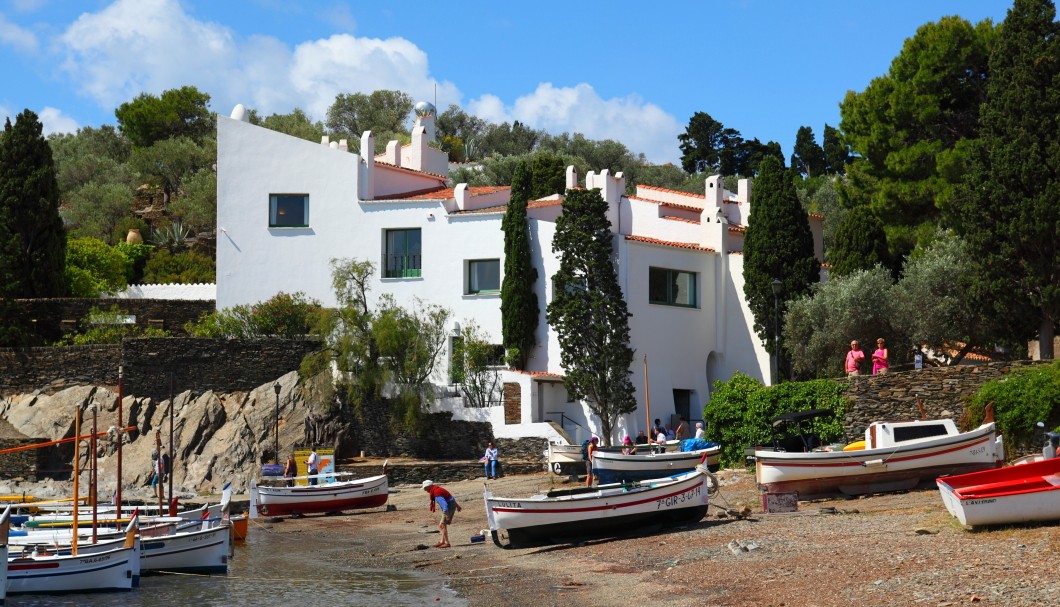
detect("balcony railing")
[382,254,421,278]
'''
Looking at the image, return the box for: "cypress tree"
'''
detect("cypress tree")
[0,110,66,300]
[828,206,891,278]
[546,187,636,445]
[500,162,539,369]
[743,157,820,376]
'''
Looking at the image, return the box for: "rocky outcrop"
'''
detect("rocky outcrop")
[0,372,310,496]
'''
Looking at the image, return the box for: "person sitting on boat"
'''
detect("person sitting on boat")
[675,417,690,441]
[483,442,499,479]
[422,480,461,548]
[283,454,297,487]
[306,448,319,486]
[653,418,665,438]
[653,429,668,453]
[634,430,649,445]
[621,436,636,455]
[694,422,705,440]
[664,425,676,441]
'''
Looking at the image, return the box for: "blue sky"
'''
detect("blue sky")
[1,0,1011,164]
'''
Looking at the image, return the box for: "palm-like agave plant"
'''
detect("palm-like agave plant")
[151,221,192,250]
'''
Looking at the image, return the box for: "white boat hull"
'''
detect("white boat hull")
[6,544,137,594]
[253,474,389,517]
[755,423,1003,498]
[592,446,720,483]
[485,467,710,547]
[140,524,231,574]
[937,457,1060,526]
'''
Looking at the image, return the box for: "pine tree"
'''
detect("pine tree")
[791,126,826,178]
[500,162,540,369]
[0,110,66,300]
[546,188,635,445]
[743,157,820,378]
[828,206,891,278]
[949,0,1060,358]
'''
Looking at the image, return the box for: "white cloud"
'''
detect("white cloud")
[0,13,38,53]
[39,106,80,135]
[469,83,682,164]
[57,0,458,125]
[11,0,48,12]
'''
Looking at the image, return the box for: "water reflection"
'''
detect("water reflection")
[7,523,466,607]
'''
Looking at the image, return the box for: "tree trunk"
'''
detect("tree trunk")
[1039,318,1055,360]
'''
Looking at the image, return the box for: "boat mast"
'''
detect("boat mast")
[116,365,124,512]
[155,430,165,513]
[72,403,80,556]
[91,402,98,544]
[168,372,175,516]
[643,355,651,437]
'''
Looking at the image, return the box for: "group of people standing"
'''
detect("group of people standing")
[845,338,889,376]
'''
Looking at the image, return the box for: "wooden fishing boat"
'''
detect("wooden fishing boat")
[139,523,231,574]
[484,467,711,548]
[936,456,1060,527]
[6,517,139,594]
[1,507,10,606]
[755,417,1004,498]
[592,444,721,484]
[251,473,389,517]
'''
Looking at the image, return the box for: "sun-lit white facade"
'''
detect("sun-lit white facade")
[216,103,823,445]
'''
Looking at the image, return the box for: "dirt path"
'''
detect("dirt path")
[244,469,1058,607]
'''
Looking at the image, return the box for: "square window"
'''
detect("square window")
[383,229,422,278]
[649,267,697,307]
[467,259,500,294]
[269,194,308,227]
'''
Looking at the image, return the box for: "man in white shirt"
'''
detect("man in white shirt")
[306,448,319,486]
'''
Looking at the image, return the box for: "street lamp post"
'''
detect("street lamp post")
[273,383,281,465]
[771,279,783,385]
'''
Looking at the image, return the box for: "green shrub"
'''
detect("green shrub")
[703,373,848,468]
[142,248,214,283]
[58,305,169,345]
[114,241,153,283]
[963,360,1060,457]
[185,291,322,339]
[64,237,128,296]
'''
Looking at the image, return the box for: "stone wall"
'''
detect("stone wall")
[0,345,122,395]
[13,298,214,343]
[0,438,47,482]
[344,402,495,461]
[0,338,321,400]
[842,360,1047,442]
[120,338,322,400]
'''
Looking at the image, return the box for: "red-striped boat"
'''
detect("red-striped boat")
[251,473,389,517]
[937,456,1060,527]
[755,419,1003,498]
[484,467,710,547]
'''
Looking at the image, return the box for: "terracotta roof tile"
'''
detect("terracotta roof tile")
[723,199,741,205]
[661,215,700,224]
[624,235,715,252]
[377,185,510,202]
[728,226,746,233]
[808,213,824,220]
[373,161,448,180]
[510,370,565,381]
[660,201,703,213]
[638,184,705,198]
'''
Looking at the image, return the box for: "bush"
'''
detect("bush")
[114,242,153,284]
[185,291,322,339]
[703,373,848,468]
[962,361,1060,457]
[57,305,169,345]
[64,237,128,296]
[142,248,214,283]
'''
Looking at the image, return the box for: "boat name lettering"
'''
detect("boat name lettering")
[79,556,109,564]
[968,446,986,456]
[965,498,996,505]
[494,501,521,509]
[656,485,701,510]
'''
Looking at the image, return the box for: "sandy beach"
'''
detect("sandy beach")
[237,468,1058,607]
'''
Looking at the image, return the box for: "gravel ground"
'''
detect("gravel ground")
[243,468,1058,607]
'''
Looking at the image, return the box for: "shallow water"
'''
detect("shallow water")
[6,522,467,607]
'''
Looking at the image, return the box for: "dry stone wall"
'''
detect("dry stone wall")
[841,360,1047,442]
[13,298,213,343]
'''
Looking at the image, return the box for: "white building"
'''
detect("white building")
[216,103,823,445]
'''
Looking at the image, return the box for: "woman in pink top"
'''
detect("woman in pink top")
[872,338,889,374]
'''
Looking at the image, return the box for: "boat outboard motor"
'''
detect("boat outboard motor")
[1035,421,1059,460]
